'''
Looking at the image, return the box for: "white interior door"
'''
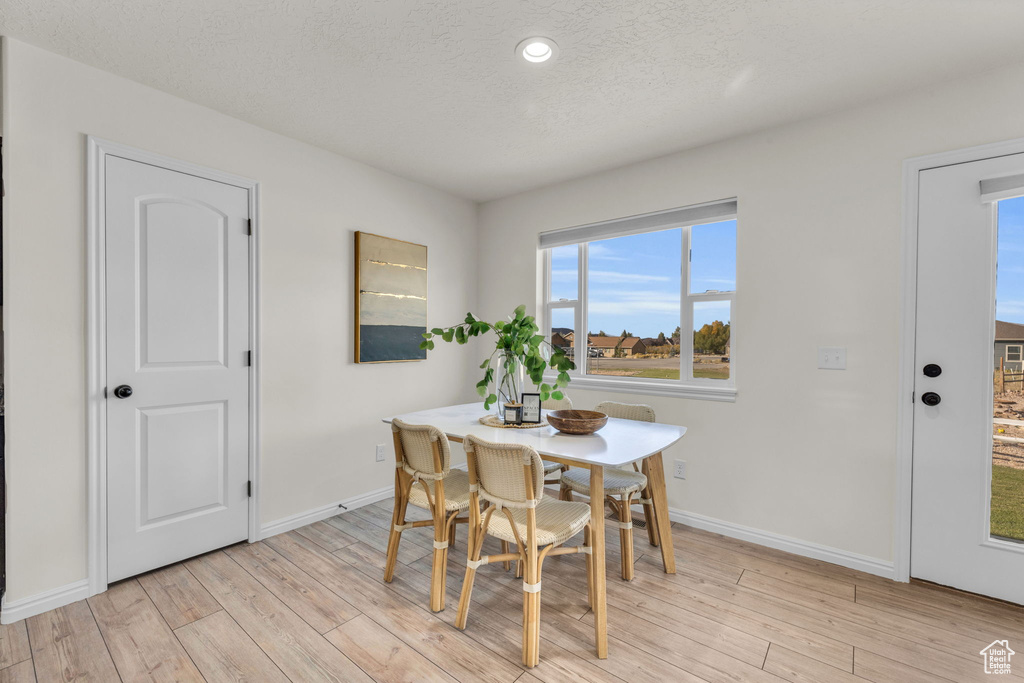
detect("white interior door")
[105,156,251,582]
[912,152,1024,604]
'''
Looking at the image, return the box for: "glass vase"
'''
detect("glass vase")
[495,353,526,417]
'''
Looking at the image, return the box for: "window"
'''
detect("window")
[541,200,737,400]
[1007,345,1022,362]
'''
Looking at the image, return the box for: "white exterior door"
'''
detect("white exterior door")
[105,156,251,582]
[912,152,1024,604]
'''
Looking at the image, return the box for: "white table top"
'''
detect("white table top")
[384,402,686,468]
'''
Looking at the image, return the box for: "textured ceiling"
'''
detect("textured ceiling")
[3,1,1024,200]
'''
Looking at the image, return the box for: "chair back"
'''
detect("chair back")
[594,401,655,423]
[542,395,574,411]
[391,418,451,480]
[464,436,545,508]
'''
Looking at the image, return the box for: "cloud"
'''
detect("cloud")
[552,269,673,284]
[589,290,680,315]
[588,270,672,284]
[692,277,736,291]
[997,300,1024,316]
[694,301,732,314]
[587,243,629,261]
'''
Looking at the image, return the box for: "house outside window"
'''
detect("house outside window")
[540,199,737,401]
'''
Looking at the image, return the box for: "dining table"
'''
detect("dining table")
[383,402,687,660]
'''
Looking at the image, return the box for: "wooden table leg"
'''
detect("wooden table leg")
[589,465,608,659]
[646,452,676,574]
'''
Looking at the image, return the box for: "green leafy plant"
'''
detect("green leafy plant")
[420,305,575,410]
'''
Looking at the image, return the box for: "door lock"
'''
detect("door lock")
[921,391,941,406]
[923,364,942,378]
[113,385,134,399]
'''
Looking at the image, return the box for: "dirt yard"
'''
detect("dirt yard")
[993,393,1024,470]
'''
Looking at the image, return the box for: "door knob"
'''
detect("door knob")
[923,364,942,378]
[113,385,133,399]
[921,391,941,406]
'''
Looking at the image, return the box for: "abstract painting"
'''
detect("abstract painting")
[354,232,428,363]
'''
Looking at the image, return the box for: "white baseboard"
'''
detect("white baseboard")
[1,485,399,625]
[668,507,896,580]
[1,579,90,624]
[259,466,471,540]
[259,484,394,540]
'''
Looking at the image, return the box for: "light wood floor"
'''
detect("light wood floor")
[2,497,1022,682]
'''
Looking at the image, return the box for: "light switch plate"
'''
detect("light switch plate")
[818,347,847,370]
[375,444,388,462]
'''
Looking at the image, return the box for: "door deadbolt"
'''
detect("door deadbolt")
[923,364,942,378]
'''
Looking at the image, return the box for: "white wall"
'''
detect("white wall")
[1,38,478,603]
[478,61,1024,566]
[8,31,1024,608]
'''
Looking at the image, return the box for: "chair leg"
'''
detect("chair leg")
[522,542,541,667]
[619,493,635,581]
[560,484,573,501]
[501,541,511,571]
[430,497,448,612]
[640,458,659,547]
[456,520,485,630]
[384,479,409,583]
[584,525,594,609]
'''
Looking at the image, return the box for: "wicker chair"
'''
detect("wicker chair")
[456,435,594,668]
[559,401,659,581]
[385,418,471,611]
[541,396,573,484]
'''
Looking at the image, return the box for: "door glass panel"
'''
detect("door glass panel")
[693,301,731,380]
[992,195,1024,542]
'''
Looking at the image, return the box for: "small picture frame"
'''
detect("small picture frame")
[520,393,542,423]
[502,403,522,425]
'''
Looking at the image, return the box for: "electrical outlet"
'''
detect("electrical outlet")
[673,460,687,479]
[375,443,388,462]
[818,346,847,370]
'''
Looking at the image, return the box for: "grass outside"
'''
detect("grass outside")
[991,464,1024,541]
[597,366,731,380]
[633,368,681,379]
[693,366,730,380]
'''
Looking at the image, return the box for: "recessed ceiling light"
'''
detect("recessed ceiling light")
[516,37,558,64]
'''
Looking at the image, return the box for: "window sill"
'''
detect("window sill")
[550,374,736,402]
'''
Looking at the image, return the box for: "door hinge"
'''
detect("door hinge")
[246,218,253,236]
[245,350,252,366]
[247,480,253,497]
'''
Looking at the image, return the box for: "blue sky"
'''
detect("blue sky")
[551,220,736,338]
[998,197,1024,324]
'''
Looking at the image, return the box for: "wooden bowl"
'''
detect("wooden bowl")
[546,410,608,435]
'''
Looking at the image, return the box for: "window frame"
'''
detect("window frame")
[541,204,737,402]
[1007,344,1022,362]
